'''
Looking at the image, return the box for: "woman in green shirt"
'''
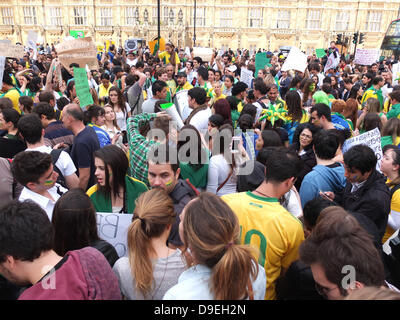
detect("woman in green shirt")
[87,145,148,213]
[177,124,209,191]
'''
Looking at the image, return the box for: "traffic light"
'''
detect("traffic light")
[359,33,365,44]
[352,32,359,44]
[336,33,342,44]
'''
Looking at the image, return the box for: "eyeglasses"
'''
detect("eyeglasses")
[315,282,337,298]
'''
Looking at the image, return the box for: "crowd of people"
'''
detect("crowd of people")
[1,38,400,301]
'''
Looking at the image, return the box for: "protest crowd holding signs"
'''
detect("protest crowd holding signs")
[2,31,400,303]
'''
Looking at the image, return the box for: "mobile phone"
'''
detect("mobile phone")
[231,136,240,154]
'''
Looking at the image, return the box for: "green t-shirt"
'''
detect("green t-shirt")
[179,149,210,189]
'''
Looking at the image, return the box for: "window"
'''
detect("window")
[192,7,206,27]
[1,8,13,25]
[335,11,349,31]
[163,7,169,24]
[100,8,112,26]
[49,7,62,26]
[365,11,382,32]
[248,8,262,28]
[152,7,158,25]
[126,7,139,25]
[74,7,87,25]
[306,10,321,30]
[276,10,290,29]
[220,8,233,27]
[23,7,37,25]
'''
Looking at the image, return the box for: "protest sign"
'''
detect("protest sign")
[96,212,133,257]
[392,62,400,86]
[55,37,98,70]
[255,52,270,76]
[70,30,85,39]
[281,47,308,73]
[240,67,253,88]
[315,48,327,58]
[73,67,94,108]
[27,31,38,60]
[125,38,138,52]
[192,47,213,62]
[354,49,380,66]
[342,127,382,171]
[160,102,184,129]
[324,52,340,73]
[174,90,190,121]
[0,43,24,59]
[0,56,5,90]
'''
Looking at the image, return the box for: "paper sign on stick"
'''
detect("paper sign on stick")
[73,67,94,108]
[240,68,254,88]
[354,49,380,66]
[0,43,24,59]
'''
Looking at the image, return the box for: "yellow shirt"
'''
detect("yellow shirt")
[214,93,226,102]
[98,84,111,106]
[3,88,22,114]
[382,182,400,244]
[158,51,180,65]
[222,191,304,300]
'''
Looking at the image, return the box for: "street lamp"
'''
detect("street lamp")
[157,0,160,40]
[193,0,196,47]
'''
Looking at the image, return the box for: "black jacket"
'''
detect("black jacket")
[168,179,198,247]
[295,147,317,191]
[336,170,390,242]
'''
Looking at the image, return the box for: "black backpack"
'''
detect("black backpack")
[50,149,68,189]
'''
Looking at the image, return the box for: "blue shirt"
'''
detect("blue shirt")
[163,263,266,300]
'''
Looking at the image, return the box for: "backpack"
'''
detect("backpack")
[50,149,68,189]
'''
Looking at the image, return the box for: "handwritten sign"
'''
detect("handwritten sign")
[354,49,380,66]
[342,127,382,171]
[281,47,307,73]
[392,62,400,87]
[0,56,5,90]
[73,67,94,108]
[0,43,24,59]
[240,67,253,88]
[96,212,133,258]
[55,37,98,70]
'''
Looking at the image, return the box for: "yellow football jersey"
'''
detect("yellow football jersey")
[382,184,400,244]
[222,191,305,300]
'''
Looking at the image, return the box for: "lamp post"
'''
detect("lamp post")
[157,0,161,40]
[193,0,196,47]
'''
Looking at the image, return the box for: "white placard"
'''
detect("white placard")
[0,56,6,91]
[27,31,38,49]
[354,49,380,66]
[185,46,191,57]
[240,68,254,88]
[174,89,190,121]
[281,47,308,73]
[96,212,133,258]
[342,127,382,171]
[392,62,400,87]
[192,47,213,62]
[324,52,340,73]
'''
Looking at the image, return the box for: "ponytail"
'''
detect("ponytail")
[211,243,258,300]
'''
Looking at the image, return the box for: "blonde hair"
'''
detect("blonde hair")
[127,189,176,297]
[182,192,259,300]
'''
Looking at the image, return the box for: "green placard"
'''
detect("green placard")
[73,67,94,108]
[70,30,85,39]
[315,49,327,58]
[255,52,271,77]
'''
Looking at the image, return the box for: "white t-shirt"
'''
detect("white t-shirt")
[189,107,212,133]
[206,154,237,196]
[115,103,132,131]
[25,145,76,178]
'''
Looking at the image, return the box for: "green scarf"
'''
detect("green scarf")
[367,86,384,108]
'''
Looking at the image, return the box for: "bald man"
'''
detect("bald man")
[61,104,100,190]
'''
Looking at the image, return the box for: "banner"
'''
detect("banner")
[342,127,382,171]
[281,47,308,73]
[192,47,213,62]
[324,52,340,73]
[240,68,253,88]
[0,43,24,59]
[70,30,85,39]
[55,37,98,70]
[354,49,380,66]
[96,212,133,258]
[73,67,94,108]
